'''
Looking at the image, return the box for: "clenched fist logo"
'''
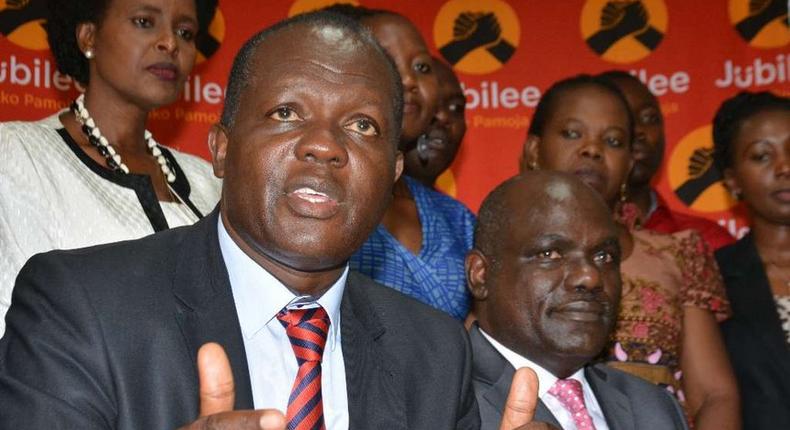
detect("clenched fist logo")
[580,0,668,64]
[433,0,520,75]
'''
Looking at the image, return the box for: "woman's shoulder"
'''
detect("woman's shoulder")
[0,113,64,140]
[0,113,67,164]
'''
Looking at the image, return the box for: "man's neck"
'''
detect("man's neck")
[220,211,345,298]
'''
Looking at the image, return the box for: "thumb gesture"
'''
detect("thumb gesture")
[499,367,539,430]
[178,342,286,430]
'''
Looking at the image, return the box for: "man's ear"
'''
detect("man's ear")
[466,249,490,301]
[722,167,742,200]
[208,124,229,179]
[394,150,404,183]
[519,134,541,173]
[76,21,97,56]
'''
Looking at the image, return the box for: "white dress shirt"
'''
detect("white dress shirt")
[479,329,609,430]
[218,217,349,429]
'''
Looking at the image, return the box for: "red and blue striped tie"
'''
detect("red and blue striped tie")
[277,306,330,430]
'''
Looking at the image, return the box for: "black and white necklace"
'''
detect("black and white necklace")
[71,94,176,183]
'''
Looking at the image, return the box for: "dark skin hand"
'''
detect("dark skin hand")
[176,343,286,430]
[183,343,558,430]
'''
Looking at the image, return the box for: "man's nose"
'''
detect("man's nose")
[294,126,349,168]
[566,258,603,293]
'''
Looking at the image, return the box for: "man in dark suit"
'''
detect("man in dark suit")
[0,11,504,430]
[466,172,689,430]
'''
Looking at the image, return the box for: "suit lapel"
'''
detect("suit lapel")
[172,208,254,410]
[468,326,562,428]
[341,273,407,430]
[586,365,634,430]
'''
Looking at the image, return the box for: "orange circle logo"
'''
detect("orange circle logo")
[0,0,49,50]
[433,0,520,75]
[580,0,668,64]
[729,0,789,49]
[289,0,359,17]
[435,168,458,197]
[667,125,734,213]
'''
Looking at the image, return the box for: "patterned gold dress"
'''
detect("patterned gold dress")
[605,228,731,406]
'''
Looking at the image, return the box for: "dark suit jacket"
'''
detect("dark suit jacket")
[469,325,688,430]
[0,210,479,429]
[716,233,790,430]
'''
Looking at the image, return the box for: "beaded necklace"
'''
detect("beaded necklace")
[71,94,176,183]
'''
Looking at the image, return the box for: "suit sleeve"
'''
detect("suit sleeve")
[660,386,691,430]
[456,325,482,429]
[0,253,116,429]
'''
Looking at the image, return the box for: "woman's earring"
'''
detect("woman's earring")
[84,49,95,59]
[619,182,628,203]
[529,160,538,170]
[730,189,742,200]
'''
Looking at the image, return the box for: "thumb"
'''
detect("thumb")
[499,367,539,430]
[197,342,236,417]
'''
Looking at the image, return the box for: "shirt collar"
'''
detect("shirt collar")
[217,216,347,350]
[478,328,588,397]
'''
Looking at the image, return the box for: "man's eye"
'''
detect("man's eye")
[345,118,378,137]
[414,62,432,74]
[593,251,615,264]
[535,250,561,260]
[132,17,153,28]
[270,107,300,122]
[605,136,623,147]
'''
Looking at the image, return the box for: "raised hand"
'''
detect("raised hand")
[600,1,649,37]
[499,367,560,430]
[688,147,716,179]
[177,343,286,430]
[453,12,502,48]
[441,11,512,64]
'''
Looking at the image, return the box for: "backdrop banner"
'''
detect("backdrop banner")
[1,0,788,238]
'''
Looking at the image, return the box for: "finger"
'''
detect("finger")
[198,342,236,417]
[499,367,539,430]
[182,409,286,430]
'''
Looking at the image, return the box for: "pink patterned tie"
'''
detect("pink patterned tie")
[548,378,597,430]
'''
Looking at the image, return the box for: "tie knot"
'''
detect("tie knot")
[277,306,330,364]
[549,378,586,412]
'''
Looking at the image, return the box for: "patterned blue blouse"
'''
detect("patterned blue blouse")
[350,176,476,320]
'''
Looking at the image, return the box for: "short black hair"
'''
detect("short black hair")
[473,176,520,263]
[45,0,216,85]
[712,91,790,171]
[219,10,403,145]
[598,70,640,86]
[320,3,402,22]
[528,74,635,146]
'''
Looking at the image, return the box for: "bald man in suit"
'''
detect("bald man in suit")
[466,172,689,430]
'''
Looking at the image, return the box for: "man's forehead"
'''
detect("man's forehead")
[258,23,368,61]
[252,25,384,83]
